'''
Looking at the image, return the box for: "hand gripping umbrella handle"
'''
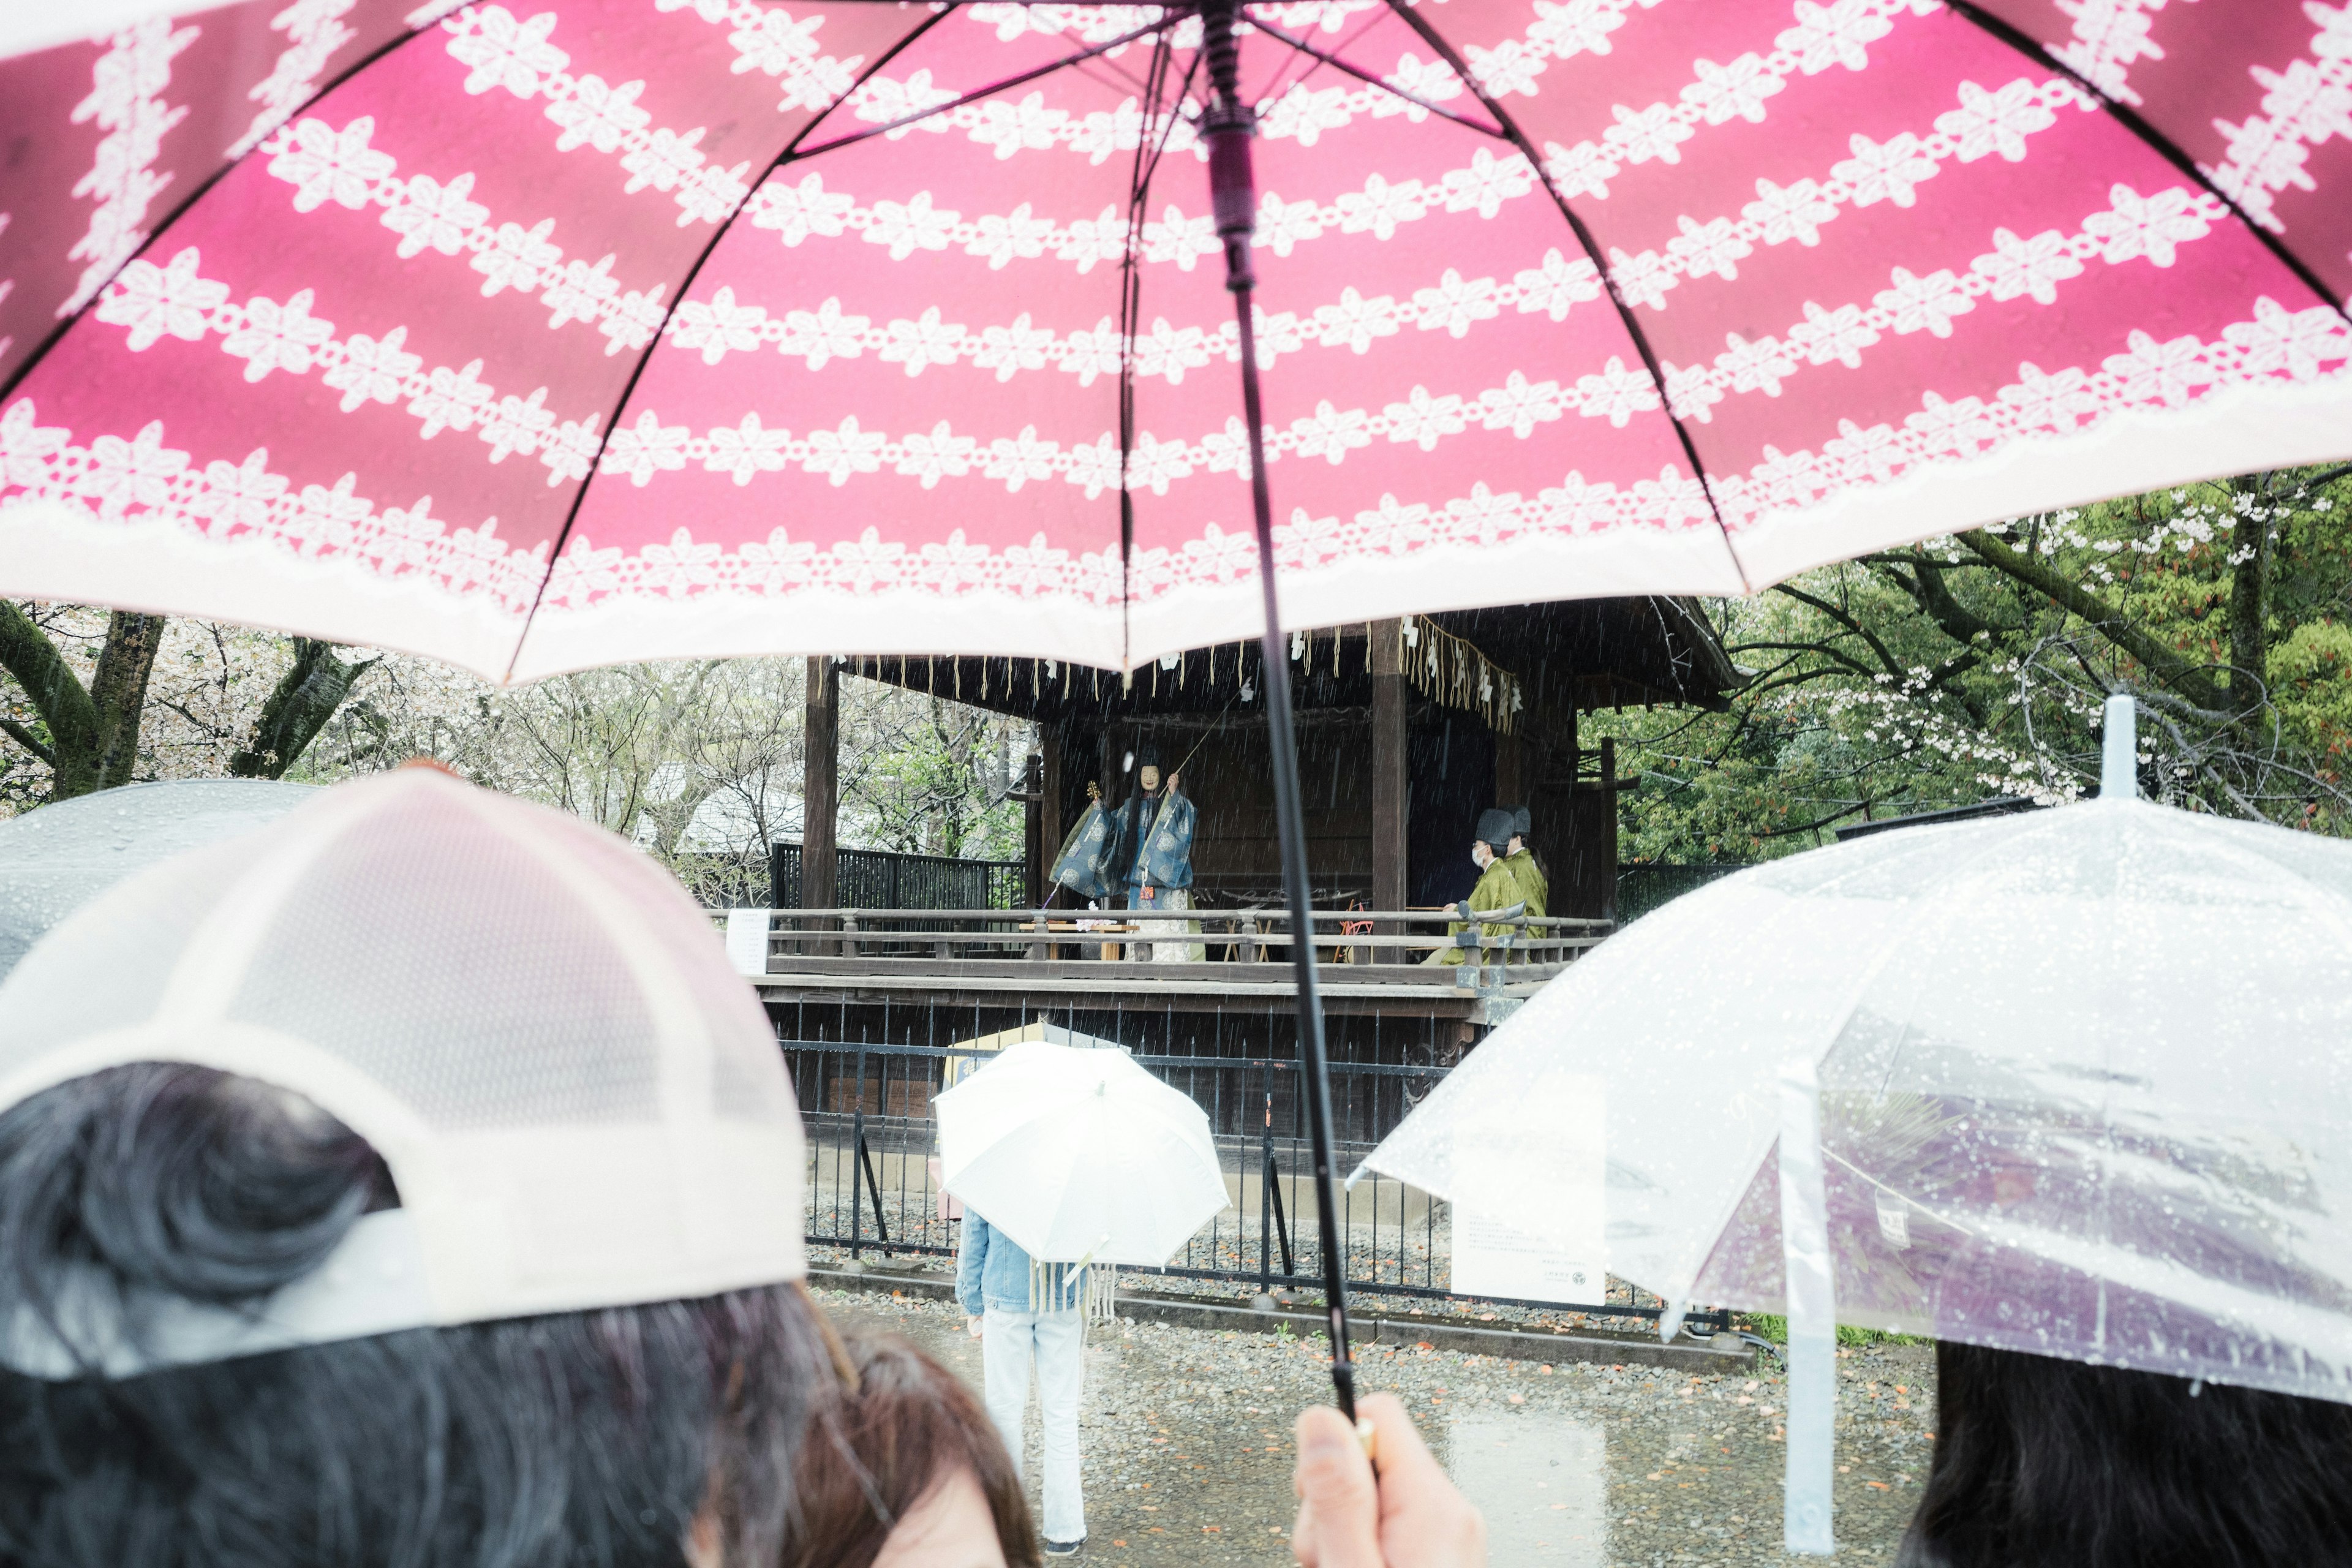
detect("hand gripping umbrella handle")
[1199,0,1358,1426]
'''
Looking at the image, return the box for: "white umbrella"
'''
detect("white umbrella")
[936,1040,1228,1268]
[0,778,317,978]
[1357,697,2352,1552]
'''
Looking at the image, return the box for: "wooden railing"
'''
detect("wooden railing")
[716,903,1611,985]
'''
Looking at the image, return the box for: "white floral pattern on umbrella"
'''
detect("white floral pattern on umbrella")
[1,0,2349,677]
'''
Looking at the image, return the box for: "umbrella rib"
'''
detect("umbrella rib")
[0,20,437,408]
[1117,39,1163,672]
[1117,35,1204,671]
[1942,0,2352,328]
[1245,18,1509,139]
[793,16,1178,160]
[1822,1147,1981,1242]
[1240,7,1368,120]
[1378,0,1752,596]
[497,5,956,683]
[1131,45,1208,219]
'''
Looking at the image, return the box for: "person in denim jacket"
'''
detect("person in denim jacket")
[957,1209,1090,1556]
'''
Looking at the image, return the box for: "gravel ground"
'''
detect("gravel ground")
[821,1289,1937,1567]
[805,1238,1691,1336]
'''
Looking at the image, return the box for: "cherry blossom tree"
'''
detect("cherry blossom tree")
[1599,464,2352,862]
[1,606,373,807]
[296,654,1028,896]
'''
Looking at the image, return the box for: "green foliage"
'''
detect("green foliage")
[843,690,1028,860]
[1599,464,2352,859]
[1733,1313,1927,1348]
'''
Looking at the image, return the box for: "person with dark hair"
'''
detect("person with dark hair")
[0,767,840,1568]
[1497,804,1546,918]
[784,1327,1038,1568]
[1423,808,1523,965]
[0,1063,832,1568]
[1898,1340,2352,1568]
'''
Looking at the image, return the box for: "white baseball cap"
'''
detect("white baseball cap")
[0,766,805,1378]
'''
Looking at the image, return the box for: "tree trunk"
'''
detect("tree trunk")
[86,612,165,790]
[0,601,102,794]
[229,638,375,779]
[0,605,161,799]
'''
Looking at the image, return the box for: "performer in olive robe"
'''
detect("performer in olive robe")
[1423,808,1523,965]
[1499,804,1547,918]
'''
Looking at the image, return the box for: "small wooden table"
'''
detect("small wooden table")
[1018,918,1139,960]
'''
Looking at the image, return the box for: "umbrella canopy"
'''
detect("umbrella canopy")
[0,778,317,978]
[3,0,2350,678]
[1362,695,2352,1549]
[935,1038,1230,1265]
[1359,746,2352,1405]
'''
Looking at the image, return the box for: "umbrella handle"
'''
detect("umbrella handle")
[1202,0,1357,1425]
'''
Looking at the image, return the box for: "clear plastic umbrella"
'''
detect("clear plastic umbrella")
[0,778,317,978]
[936,1039,1229,1268]
[1358,698,2352,1550]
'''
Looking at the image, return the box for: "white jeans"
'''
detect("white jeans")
[983,1308,1087,1543]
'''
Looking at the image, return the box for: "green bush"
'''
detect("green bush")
[1734,1313,1927,1348]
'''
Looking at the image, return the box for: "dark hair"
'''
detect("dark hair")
[0,1063,831,1568]
[782,1328,1036,1568]
[1899,1340,2352,1568]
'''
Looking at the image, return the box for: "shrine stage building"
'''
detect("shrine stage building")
[757,598,1743,1091]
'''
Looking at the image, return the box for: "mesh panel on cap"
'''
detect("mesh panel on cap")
[228,804,663,1129]
[0,768,806,1327]
[545,821,794,1125]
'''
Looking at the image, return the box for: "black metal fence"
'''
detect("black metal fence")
[1614,862,1748,925]
[782,1036,1726,1330]
[771,843,1027,911]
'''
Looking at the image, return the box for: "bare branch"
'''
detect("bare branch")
[1771,582,1908,677]
[1955,529,2232,713]
[0,717,55,767]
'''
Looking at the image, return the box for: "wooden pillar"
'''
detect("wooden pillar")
[1597,736,1620,924]
[1370,619,1406,914]
[1021,752,1045,907]
[1039,730,1064,897]
[1526,704,1574,907]
[802,656,838,913]
[1494,729,1524,812]
[1554,720,1629,923]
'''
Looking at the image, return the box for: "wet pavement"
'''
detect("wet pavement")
[822,1289,1937,1567]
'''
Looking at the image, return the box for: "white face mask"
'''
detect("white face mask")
[1471,843,1493,870]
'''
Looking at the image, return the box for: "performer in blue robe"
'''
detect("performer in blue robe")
[1048,785,1120,903]
[1110,747,1196,958]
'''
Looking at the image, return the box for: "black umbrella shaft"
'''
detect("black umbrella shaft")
[1201,0,1356,1423]
[1232,281,1357,1419]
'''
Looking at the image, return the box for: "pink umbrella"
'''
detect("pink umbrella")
[4,0,2351,1428]
[3,0,2348,678]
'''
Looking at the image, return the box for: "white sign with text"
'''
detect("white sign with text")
[1448,1076,1606,1305]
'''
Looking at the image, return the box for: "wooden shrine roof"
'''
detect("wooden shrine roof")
[842,597,1743,728]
